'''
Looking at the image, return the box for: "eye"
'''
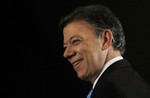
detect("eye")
[72,39,81,45]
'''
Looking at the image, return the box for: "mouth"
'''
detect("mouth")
[72,60,82,68]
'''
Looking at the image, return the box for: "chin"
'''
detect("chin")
[78,74,88,81]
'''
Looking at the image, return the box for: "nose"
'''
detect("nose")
[63,46,75,59]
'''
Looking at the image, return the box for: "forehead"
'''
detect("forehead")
[63,21,96,41]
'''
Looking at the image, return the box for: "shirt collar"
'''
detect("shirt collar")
[93,56,123,89]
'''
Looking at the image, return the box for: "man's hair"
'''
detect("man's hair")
[59,4,126,55]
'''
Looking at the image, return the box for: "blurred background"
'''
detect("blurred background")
[1,0,150,97]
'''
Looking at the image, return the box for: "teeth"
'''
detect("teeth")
[73,61,80,66]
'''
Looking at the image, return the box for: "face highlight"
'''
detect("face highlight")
[63,21,107,82]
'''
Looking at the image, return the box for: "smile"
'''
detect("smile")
[72,59,83,68]
[73,60,81,66]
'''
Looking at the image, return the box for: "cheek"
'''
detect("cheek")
[75,44,87,53]
[86,43,104,68]
[77,42,101,59]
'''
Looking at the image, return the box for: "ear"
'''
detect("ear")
[101,29,113,50]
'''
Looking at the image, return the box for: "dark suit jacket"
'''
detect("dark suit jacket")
[91,59,150,98]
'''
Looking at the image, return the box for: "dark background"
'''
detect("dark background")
[1,0,150,97]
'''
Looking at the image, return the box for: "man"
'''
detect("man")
[59,4,150,98]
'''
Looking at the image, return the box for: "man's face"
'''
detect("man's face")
[63,20,107,82]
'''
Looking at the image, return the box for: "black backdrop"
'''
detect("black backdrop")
[1,0,150,97]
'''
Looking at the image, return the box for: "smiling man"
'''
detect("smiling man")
[59,4,150,98]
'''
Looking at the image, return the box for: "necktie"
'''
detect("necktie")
[86,89,93,98]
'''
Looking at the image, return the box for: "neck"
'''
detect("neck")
[90,48,121,84]
[90,50,121,84]
[105,48,121,65]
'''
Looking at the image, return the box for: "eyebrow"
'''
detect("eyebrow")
[63,35,81,47]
